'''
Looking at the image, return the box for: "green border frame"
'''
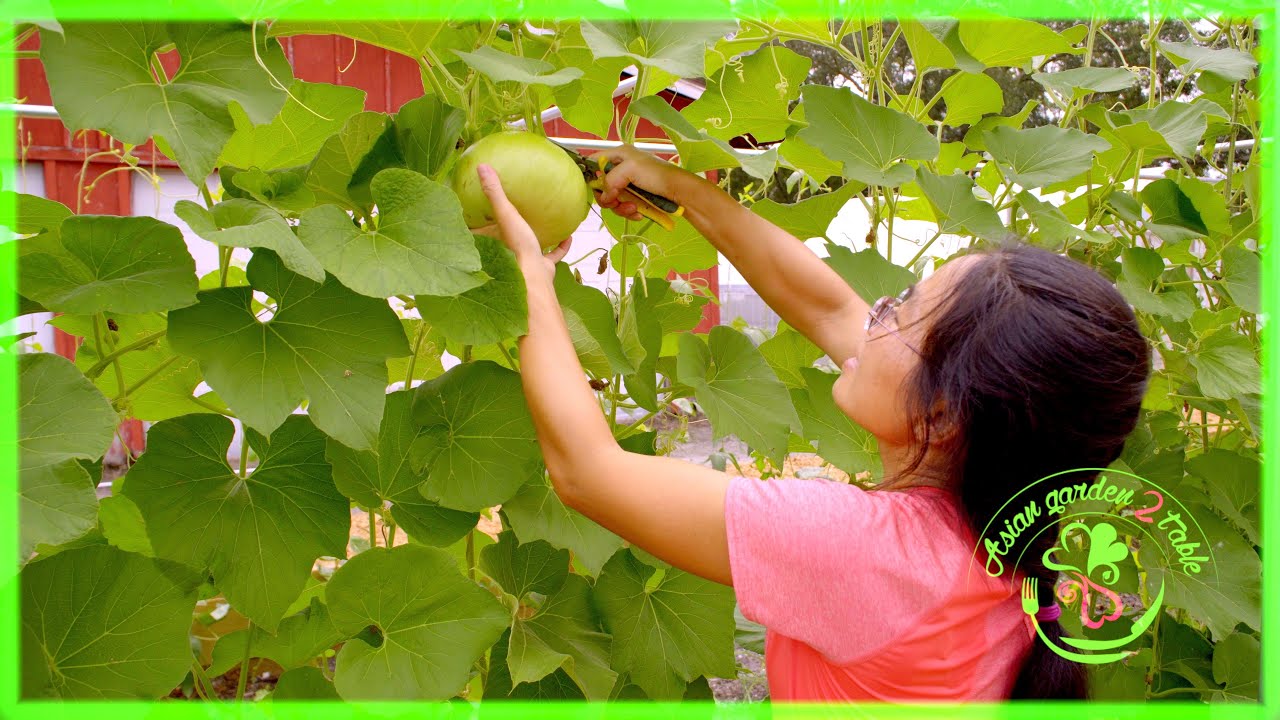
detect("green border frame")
[1,1,1274,719]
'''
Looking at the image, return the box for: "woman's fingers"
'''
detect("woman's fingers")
[546,237,573,263]
[476,164,525,229]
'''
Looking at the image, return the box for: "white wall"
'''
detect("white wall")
[4,162,57,353]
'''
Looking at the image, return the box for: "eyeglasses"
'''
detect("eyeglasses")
[864,285,922,356]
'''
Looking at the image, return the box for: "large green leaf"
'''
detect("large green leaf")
[792,367,881,476]
[417,234,527,345]
[326,544,509,700]
[21,543,198,698]
[222,165,317,215]
[1185,449,1259,545]
[940,71,1003,126]
[957,18,1078,67]
[395,94,466,180]
[208,597,343,677]
[124,414,349,631]
[503,473,623,577]
[327,391,479,547]
[594,549,736,699]
[21,215,197,314]
[1116,246,1196,321]
[676,326,800,466]
[40,22,291,183]
[797,85,938,187]
[750,181,860,241]
[485,629,584,699]
[681,45,810,142]
[47,313,212,422]
[983,125,1111,189]
[453,46,583,86]
[1140,178,1207,244]
[1191,330,1260,399]
[1016,191,1111,248]
[1211,632,1260,701]
[915,169,1007,241]
[823,243,916,304]
[480,530,570,601]
[299,168,484,298]
[1032,67,1137,99]
[268,20,478,60]
[273,667,341,700]
[306,111,396,215]
[758,325,823,390]
[580,19,737,77]
[386,318,447,385]
[901,19,955,70]
[618,276,708,412]
[4,190,72,236]
[501,569,616,699]
[18,353,117,558]
[551,49,629,138]
[553,262,636,375]
[1106,102,1220,160]
[220,80,367,171]
[410,360,541,511]
[175,198,325,283]
[1219,247,1260,314]
[1159,41,1257,83]
[167,250,409,450]
[627,96,776,179]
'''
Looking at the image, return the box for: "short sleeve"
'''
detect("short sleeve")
[724,475,965,665]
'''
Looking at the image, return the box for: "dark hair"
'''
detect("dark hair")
[884,243,1151,699]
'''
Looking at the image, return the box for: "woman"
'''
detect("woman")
[471,144,1150,701]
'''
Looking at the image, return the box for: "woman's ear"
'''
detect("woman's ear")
[925,399,962,448]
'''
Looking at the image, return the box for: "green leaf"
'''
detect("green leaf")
[1032,67,1136,99]
[222,165,318,214]
[175,198,325,283]
[504,474,623,577]
[1211,632,1260,701]
[750,181,860,241]
[758,325,823,390]
[394,94,465,180]
[417,234,526,345]
[1186,450,1259,546]
[962,99,1038,152]
[168,250,410,450]
[915,169,1007,241]
[901,19,955,70]
[983,125,1111,189]
[452,46,583,86]
[327,391,479,547]
[627,96,774,178]
[209,596,343,677]
[1106,102,1220,160]
[22,543,198,698]
[551,51,629,138]
[299,168,484,298]
[273,666,341,700]
[1139,498,1259,638]
[19,353,117,558]
[505,572,617,699]
[1220,247,1260,314]
[326,544,509,700]
[40,23,291,183]
[1116,247,1195,321]
[1016,191,1110,247]
[676,326,800,467]
[957,18,1078,67]
[480,530,569,601]
[3,190,71,236]
[603,212,717,277]
[97,494,154,556]
[220,80,367,171]
[21,215,197,314]
[306,111,396,215]
[124,414,349,631]
[681,45,810,142]
[268,20,477,60]
[1191,331,1260,399]
[386,318,447,385]
[792,367,881,476]
[580,19,737,77]
[1159,41,1257,83]
[410,361,540,511]
[553,263,635,374]
[940,71,1003,126]
[823,243,916,304]
[485,629,585,699]
[798,85,938,187]
[1139,178,1208,243]
[621,277,709,411]
[594,549,736,699]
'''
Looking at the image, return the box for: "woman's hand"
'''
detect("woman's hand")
[590,145,693,222]
[475,163,572,278]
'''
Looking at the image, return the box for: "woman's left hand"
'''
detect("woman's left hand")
[474,163,572,278]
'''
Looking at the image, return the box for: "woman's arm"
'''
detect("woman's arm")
[474,164,734,586]
[595,146,870,367]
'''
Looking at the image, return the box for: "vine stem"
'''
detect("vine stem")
[95,314,128,404]
[84,328,166,377]
[192,394,235,418]
[121,355,178,399]
[190,659,216,700]
[465,530,475,581]
[239,430,249,478]
[368,507,378,548]
[235,621,253,701]
[404,321,426,387]
[496,341,518,370]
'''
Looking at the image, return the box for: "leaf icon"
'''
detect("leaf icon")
[1084,522,1129,584]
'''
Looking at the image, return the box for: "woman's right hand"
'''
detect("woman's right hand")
[590,145,692,222]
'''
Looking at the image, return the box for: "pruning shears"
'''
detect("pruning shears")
[555,143,685,231]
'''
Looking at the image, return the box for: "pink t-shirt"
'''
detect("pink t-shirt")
[723,475,1036,702]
